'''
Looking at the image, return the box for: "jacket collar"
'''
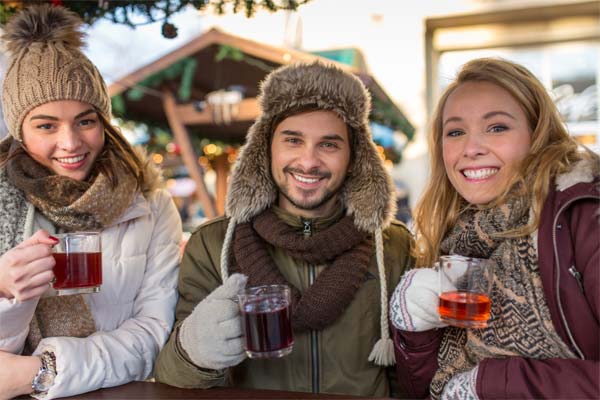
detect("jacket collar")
[271,203,345,234]
[110,192,151,226]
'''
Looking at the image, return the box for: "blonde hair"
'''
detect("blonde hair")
[414,57,599,267]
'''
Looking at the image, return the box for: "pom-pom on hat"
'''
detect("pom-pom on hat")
[1,4,111,141]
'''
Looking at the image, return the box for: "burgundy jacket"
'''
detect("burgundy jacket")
[394,171,599,399]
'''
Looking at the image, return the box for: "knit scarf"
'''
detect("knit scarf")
[2,139,136,352]
[429,197,576,399]
[230,208,373,331]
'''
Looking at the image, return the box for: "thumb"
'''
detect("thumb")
[15,229,58,249]
[208,273,248,301]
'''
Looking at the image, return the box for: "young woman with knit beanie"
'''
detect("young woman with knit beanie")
[389,58,599,399]
[0,5,181,398]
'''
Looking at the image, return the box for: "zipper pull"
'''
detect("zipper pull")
[302,219,312,236]
[568,265,584,293]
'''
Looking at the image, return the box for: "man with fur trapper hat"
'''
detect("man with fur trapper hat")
[155,61,413,397]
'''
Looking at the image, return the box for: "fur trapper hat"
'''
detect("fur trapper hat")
[220,61,397,366]
[1,4,111,141]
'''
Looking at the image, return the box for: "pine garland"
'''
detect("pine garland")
[0,1,312,38]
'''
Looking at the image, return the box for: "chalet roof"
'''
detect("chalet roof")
[108,27,414,143]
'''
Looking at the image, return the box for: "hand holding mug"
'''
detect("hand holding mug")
[390,268,448,332]
[180,274,248,370]
[0,230,57,302]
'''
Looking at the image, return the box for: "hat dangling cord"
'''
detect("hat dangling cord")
[368,228,396,366]
[219,218,237,281]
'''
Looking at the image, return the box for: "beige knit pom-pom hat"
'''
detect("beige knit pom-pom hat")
[1,4,111,141]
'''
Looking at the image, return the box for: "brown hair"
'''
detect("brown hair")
[93,112,145,190]
[413,57,599,267]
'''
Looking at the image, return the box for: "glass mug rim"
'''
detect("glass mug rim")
[239,284,290,295]
[440,254,490,263]
[53,231,101,238]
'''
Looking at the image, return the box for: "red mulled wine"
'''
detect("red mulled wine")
[53,252,102,294]
[241,298,293,358]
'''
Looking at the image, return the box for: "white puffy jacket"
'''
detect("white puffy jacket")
[0,189,181,398]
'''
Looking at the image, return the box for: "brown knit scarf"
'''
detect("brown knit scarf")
[230,208,373,331]
[429,197,576,399]
[4,139,136,352]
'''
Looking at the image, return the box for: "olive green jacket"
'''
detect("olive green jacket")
[155,208,413,397]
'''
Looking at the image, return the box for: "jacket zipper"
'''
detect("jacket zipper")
[302,219,320,393]
[568,266,584,293]
[551,194,596,360]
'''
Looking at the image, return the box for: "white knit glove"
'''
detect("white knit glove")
[390,268,449,331]
[441,366,480,400]
[179,273,248,370]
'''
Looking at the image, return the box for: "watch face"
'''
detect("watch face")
[33,369,56,392]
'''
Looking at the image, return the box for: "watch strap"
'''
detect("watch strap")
[31,351,57,395]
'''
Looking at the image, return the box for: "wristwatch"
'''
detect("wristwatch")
[31,351,56,395]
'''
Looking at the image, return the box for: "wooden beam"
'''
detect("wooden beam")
[212,154,230,215]
[425,1,600,30]
[175,97,260,125]
[162,90,218,219]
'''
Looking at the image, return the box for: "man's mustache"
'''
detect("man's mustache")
[283,166,331,179]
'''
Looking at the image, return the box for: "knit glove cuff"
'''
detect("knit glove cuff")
[179,274,248,370]
[441,366,480,400]
[390,268,448,332]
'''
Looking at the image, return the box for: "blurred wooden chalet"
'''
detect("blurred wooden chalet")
[109,27,413,218]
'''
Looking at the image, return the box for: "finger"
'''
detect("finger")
[24,269,55,289]
[219,316,243,339]
[10,243,55,269]
[15,282,51,302]
[209,274,248,301]
[215,300,240,323]
[15,230,59,249]
[10,267,54,301]
[15,255,55,283]
[221,337,246,357]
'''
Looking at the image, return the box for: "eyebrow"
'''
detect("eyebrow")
[443,110,516,127]
[279,130,346,142]
[28,108,97,122]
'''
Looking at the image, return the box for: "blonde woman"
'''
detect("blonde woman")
[390,58,599,399]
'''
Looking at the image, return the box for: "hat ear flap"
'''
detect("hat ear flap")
[225,119,278,223]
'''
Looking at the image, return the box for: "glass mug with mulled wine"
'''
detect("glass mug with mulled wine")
[438,255,494,328]
[238,284,294,359]
[51,232,102,296]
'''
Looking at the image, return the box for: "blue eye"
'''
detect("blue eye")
[446,130,464,137]
[489,125,508,133]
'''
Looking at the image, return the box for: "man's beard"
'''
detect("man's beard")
[279,185,338,211]
[278,166,344,211]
